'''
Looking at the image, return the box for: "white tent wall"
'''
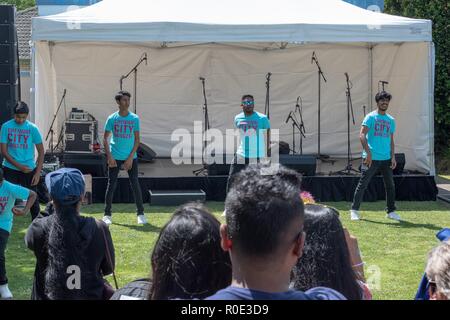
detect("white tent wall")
[34,41,57,150]
[33,41,432,173]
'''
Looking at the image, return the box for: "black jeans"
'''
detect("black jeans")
[226,155,261,193]
[104,159,144,216]
[3,167,40,221]
[351,159,396,213]
[0,228,9,285]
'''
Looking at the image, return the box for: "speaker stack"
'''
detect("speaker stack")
[0,5,19,126]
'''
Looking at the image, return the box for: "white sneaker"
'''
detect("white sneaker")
[137,215,148,225]
[0,284,13,299]
[386,212,401,221]
[350,210,360,221]
[102,215,112,226]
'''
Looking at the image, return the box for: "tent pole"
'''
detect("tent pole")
[428,42,436,176]
[134,68,137,114]
[30,41,36,123]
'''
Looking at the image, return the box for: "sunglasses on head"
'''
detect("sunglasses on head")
[294,229,304,243]
[428,279,437,295]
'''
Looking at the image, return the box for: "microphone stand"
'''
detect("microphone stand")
[285,112,302,155]
[119,53,148,114]
[295,96,306,155]
[264,73,272,158]
[264,72,271,119]
[45,89,67,155]
[193,77,210,176]
[311,52,329,161]
[332,73,359,175]
[378,80,389,92]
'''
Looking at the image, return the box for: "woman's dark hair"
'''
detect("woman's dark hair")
[45,200,87,299]
[292,204,363,300]
[115,90,131,102]
[149,203,231,300]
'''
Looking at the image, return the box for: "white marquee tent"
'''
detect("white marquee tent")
[31,0,435,173]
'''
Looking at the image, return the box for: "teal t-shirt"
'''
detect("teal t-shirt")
[0,119,43,171]
[105,111,140,161]
[235,112,270,159]
[0,181,30,233]
[362,111,396,161]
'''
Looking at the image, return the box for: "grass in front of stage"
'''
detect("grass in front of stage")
[5,201,450,300]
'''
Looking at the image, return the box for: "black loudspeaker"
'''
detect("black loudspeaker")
[279,154,317,176]
[0,5,15,25]
[137,143,157,162]
[393,153,405,175]
[0,24,15,44]
[0,5,18,126]
[62,153,107,177]
[0,84,17,121]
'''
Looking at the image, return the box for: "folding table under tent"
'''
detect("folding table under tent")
[31,0,435,176]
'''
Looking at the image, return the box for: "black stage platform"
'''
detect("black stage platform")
[89,158,438,204]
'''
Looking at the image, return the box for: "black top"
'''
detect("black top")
[25,214,115,300]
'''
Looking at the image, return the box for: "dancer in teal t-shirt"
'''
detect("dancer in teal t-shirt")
[350,91,401,222]
[0,102,44,221]
[226,94,271,193]
[0,168,37,299]
[103,91,147,226]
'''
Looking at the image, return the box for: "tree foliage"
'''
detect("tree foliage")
[0,0,36,11]
[385,0,449,153]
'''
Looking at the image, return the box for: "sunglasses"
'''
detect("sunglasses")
[242,100,254,106]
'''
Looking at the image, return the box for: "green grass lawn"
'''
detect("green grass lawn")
[5,201,450,300]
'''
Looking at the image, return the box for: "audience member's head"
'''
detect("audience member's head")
[292,204,363,300]
[425,240,450,300]
[222,164,305,289]
[150,203,231,300]
[44,168,86,299]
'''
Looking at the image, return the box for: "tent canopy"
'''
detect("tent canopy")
[31,0,435,174]
[32,0,432,43]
